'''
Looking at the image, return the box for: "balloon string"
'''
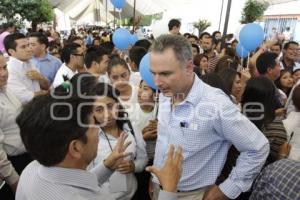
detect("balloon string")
[154,89,159,120]
[118,10,122,26]
[246,53,250,70]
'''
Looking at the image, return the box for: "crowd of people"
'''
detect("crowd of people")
[0,18,300,200]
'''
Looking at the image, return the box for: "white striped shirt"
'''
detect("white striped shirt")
[16,161,176,200]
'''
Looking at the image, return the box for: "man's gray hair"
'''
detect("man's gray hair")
[150,34,193,65]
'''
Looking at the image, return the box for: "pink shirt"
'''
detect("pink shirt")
[0,31,10,52]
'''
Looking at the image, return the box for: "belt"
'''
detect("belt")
[159,184,202,193]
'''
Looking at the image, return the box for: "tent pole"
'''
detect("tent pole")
[132,0,136,32]
[106,0,108,26]
[222,0,232,48]
[218,0,225,31]
[114,7,116,29]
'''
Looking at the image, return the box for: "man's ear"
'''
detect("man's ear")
[8,49,15,56]
[68,140,83,160]
[185,59,194,74]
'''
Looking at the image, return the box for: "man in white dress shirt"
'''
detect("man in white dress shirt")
[15,84,183,200]
[0,52,32,199]
[4,33,49,105]
[52,43,85,88]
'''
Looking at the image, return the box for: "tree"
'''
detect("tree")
[240,0,269,24]
[0,0,53,31]
[193,19,211,37]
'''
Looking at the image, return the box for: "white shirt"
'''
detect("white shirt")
[7,57,41,104]
[0,88,25,156]
[129,72,141,86]
[119,85,139,124]
[16,161,175,200]
[283,111,300,161]
[52,63,77,88]
[89,125,148,200]
[98,73,110,84]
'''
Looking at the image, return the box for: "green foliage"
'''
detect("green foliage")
[0,0,53,30]
[241,0,269,24]
[193,19,211,37]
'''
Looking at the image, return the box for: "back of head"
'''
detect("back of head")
[16,92,94,166]
[218,68,240,94]
[292,84,300,111]
[61,43,81,64]
[28,32,49,48]
[256,52,278,75]
[150,34,192,65]
[4,33,26,55]
[134,39,151,51]
[129,46,147,69]
[241,76,276,128]
[168,19,181,31]
[215,55,239,73]
[200,73,230,97]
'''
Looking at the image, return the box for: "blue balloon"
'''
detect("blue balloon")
[130,34,139,45]
[139,53,157,90]
[236,43,249,58]
[111,0,125,9]
[112,28,131,50]
[239,23,264,52]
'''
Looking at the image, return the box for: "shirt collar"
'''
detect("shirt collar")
[9,56,29,66]
[33,53,51,61]
[38,163,100,192]
[180,74,203,106]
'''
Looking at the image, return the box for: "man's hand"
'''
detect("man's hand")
[279,142,291,159]
[103,132,132,170]
[146,145,183,193]
[116,160,135,173]
[34,90,49,97]
[26,70,44,81]
[203,185,228,200]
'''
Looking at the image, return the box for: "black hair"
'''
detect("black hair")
[16,90,94,166]
[256,52,278,75]
[191,44,200,54]
[272,42,282,50]
[188,35,198,41]
[4,33,26,55]
[88,82,135,135]
[212,31,221,39]
[134,39,151,51]
[200,73,230,97]
[292,84,300,111]
[199,32,211,40]
[241,76,276,130]
[215,55,239,73]
[218,68,241,94]
[85,46,109,69]
[168,19,181,31]
[100,42,115,54]
[107,56,130,76]
[28,32,49,48]
[61,43,81,64]
[129,46,147,70]
[283,41,299,50]
[2,22,15,30]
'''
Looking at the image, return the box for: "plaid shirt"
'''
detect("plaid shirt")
[250,159,300,200]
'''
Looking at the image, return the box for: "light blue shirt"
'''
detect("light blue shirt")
[31,54,62,84]
[17,161,176,200]
[153,75,269,199]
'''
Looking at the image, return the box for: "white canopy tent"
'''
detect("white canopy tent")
[48,0,298,32]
